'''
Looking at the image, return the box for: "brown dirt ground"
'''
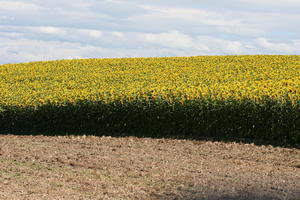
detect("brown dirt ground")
[0,135,299,200]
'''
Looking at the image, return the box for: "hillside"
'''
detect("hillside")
[0,55,299,146]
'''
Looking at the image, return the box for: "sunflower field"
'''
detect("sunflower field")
[0,55,299,146]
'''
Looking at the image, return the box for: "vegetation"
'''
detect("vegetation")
[0,55,299,146]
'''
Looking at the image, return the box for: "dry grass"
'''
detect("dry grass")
[0,135,299,200]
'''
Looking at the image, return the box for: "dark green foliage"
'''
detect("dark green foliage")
[0,98,299,147]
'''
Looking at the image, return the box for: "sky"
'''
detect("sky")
[0,0,300,64]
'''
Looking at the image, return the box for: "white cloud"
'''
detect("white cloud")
[27,26,67,35]
[141,6,241,26]
[0,1,40,12]
[0,15,13,20]
[0,25,105,41]
[111,32,124,38]
[194,36,252,54]
[216,26,264,38]
[79,29,103,38]
[0,32,23,38]
[139,30,257,54]
[240,0,300,6]
[128,5,266,39]
[255,37,300,53]
[141,30,194,49]
[0,0,299,64]
[0,37,110,64]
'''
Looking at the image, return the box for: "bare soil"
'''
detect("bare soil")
[0,135,299,200]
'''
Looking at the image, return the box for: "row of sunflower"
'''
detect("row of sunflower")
[0,55,299,145]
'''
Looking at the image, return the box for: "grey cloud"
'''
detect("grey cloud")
[88,0,150,18]
[127,0,300,14]
[0,0,299,64]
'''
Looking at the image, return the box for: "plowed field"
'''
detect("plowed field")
[0,135,299,200]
